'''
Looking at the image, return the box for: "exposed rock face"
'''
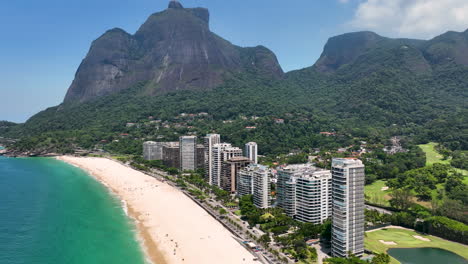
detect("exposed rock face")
[315,31,383,73]
[314,30,468,75]
[64,1,283,103]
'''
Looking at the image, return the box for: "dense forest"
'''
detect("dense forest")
[3,60,467,156]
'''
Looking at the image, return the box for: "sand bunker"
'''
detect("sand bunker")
[379,240,397,245]
[413,235,431,241]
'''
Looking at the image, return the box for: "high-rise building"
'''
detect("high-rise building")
[162,142,180,169]
[221,157,252,193]
[179,136,197,171]
[204,134,221,184]
[196,144,205,170]
[237,167,254,197]
[245,142,258,164]
[331,158,365,258]
[237,164,271,208]
[252,165,271,209]
[211,143,242,187]
[277,164,332,224]
[143,139,204,171]
[143,141,165,160]
[143,141,157,160]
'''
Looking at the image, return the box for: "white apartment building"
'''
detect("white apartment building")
[331,158,365,258]
[211,143,242,186]
[245,142,258,164]
[179,136,197,171]
[204,134,220,184]
[237,164,271,209]
[143,141,164,160]
[277,164,332,224]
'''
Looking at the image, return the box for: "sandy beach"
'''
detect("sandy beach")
[58,156,257,264]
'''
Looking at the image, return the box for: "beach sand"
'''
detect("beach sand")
[58,156,257,264]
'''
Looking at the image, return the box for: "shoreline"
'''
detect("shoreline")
[57,156,258,264]
[57,156,166,264]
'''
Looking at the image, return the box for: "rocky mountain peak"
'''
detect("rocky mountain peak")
[168,0,184,9]
[63,2,282,103]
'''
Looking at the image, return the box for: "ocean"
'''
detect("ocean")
[0,156,146,264]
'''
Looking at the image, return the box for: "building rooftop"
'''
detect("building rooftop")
[279,164,330,179]
[243,164,269,173]
[165,142,180,147]
[227,156,251,162]
[332,158,363,167]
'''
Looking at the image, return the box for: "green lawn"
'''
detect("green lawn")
[365,228,468,264]
[365,180,391,206]
[418,142,468,180]
[418,142,448,166]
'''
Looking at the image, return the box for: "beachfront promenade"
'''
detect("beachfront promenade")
[115,158,287,264]
[58,156,262,264]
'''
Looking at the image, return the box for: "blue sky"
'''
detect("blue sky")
[1,0,468,123]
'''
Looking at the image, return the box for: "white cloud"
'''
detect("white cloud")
[349,0,468,39]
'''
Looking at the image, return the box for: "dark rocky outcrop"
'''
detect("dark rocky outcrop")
[64,1,283,103]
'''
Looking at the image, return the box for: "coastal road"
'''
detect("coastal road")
[116,162,290,264]
[365,204,394,215]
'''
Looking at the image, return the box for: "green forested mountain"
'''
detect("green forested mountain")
[2,4,467,155]
[0,121,17,136]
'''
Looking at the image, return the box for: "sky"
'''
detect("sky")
[1,0,468,123]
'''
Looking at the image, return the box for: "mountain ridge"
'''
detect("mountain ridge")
[312,30,468,76]
[2,4,467,155]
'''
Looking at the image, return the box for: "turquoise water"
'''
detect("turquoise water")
[0,156,146,264]
[388,247,467,264]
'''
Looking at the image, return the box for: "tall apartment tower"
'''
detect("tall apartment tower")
[162,142,180,169]
[277,164,332,224]
[143,141,166,160]
[252,165,271,209]
[179,136,197,171]
[245,142,258,164]
[204,134,221,184]
[221,157,252,193]
[143,141,158,160]
[237,164,271,209]
[196,144,205,169]
[331,158,365,258]
[211,143,242,186]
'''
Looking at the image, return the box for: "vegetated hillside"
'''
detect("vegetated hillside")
[5,27,468,155]
[0,121,17,137]
[64,1,283,103]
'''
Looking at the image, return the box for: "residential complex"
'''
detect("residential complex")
[277,164,332,224]
[245,142,258,164]
[211,143,243,187]
[237,164,271,208]
[143,134,368,260]
[143,137,204,171]
[331,158,365,258]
